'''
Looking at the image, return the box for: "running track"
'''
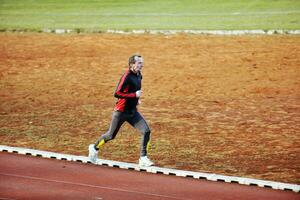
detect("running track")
[0,152,298,200]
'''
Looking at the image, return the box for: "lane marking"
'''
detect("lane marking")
[0,173,191,200]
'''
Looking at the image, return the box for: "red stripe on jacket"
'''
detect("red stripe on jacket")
[115,70,136,98]
[115,86,130,112]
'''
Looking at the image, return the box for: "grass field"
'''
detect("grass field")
[0,0,300,31]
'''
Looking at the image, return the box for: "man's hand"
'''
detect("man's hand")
[136,90,142,98]
[137,99,142,106]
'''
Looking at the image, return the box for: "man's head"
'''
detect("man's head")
[128,55,144,73]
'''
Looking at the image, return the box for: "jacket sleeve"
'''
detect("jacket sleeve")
[114,72,136,99]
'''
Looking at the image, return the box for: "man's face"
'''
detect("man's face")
[132,57,144,72]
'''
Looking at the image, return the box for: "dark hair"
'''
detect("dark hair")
[128,54,142,67]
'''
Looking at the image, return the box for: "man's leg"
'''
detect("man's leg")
[94,111,126,150]
[127,111,151,157]
[89,111,126,163]
[89,111,125,163]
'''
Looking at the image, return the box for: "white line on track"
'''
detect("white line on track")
[0,173,191,200]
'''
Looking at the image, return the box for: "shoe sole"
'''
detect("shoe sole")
[139,163,154,167]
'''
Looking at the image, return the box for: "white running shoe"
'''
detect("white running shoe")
[88,144,98,164]
[139,156,154,167]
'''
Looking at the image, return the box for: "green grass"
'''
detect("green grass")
[0,0,299,31]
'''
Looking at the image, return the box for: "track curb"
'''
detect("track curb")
[1,29,300,35]
[0,145,299,193]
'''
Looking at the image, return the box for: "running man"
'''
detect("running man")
[88,55,154,167]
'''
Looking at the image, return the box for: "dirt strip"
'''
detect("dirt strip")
[0,33,299,184]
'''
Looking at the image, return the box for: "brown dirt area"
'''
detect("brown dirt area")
[0,33,299,184]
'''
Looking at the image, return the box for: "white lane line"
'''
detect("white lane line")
[0,173,190,200]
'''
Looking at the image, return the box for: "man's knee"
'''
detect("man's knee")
[105,133,116,141]
[143,129,151,136]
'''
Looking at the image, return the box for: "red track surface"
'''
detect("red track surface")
[0,152,298,200]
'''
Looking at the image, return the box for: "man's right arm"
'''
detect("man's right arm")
[114,72,136,99]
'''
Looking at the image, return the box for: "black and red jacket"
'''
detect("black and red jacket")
[114,69,142,114]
